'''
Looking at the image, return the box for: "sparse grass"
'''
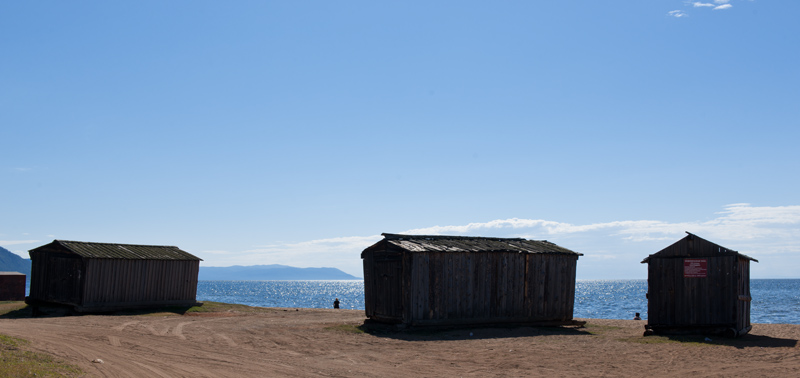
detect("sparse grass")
[184,301,272,314]
[0,333,83,377]
[0,301,279,377]
[112,306,192,316]
[113,301,278,316]
[0,301,32,318]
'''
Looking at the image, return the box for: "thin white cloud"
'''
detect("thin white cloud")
[245,235,382,255]
[0,240,40,246]
[395,203,800,277]
[668,10,688,17]
[586,254,620,260]
[403,204,800,243]
[685,0,741,13]
[201,204,800,278]
[201,250,233,255]
[205,235,383,276]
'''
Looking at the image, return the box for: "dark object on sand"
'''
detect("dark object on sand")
[641,232,757,338]
[362,233,584,327]
[334,298,340,309]
[26,240,203,313]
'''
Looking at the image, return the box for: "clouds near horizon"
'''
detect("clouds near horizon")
[199,204,800,279]
[4,204,796,279]
[0,240,40,246]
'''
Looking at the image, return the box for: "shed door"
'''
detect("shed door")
[373,256,403,320]
[736,258,751,331]
[45,256,83,305]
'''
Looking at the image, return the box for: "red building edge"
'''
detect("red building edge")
[0,272,27,301]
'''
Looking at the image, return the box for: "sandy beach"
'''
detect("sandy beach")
[1,304,799,377]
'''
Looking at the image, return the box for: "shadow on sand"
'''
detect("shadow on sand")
[356,319,592,341]
[637,332,798,349]
[680,333,796,349]
[0,301,197,319]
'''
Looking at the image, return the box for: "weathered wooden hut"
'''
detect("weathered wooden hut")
[361,233,583,326]
[0,272,26,301]
[27,240,202,312]
[642,232,757,337]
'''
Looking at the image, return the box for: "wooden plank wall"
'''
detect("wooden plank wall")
[82,259,199,307]
[28,253,83,305]
[736,257,751,331]
[524,254,578,321]
[407,252,577,324]
[362,252,404,322]
[0,273,27,301]
[362,255,375,318]
[648,255,738,327]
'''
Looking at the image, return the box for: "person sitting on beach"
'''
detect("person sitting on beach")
[634,312,641,320]
[333,298,340,309]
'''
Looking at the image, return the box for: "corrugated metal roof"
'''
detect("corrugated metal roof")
[37,240,202,261]
[377,233,582,255]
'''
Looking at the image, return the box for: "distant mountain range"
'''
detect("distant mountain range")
[0,246,32,275]
[199,265,361,281]
[0,247,357,281]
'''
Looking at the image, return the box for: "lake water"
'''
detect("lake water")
[196,279,800,324]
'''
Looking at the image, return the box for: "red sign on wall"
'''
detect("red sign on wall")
[684,258,708,278]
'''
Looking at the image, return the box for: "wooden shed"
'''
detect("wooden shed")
[361,233,583,326]
[642,232,757,337]
[27,240,202,312]
[0,272,26,301]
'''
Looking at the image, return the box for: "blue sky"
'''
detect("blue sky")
[2,1,798,279]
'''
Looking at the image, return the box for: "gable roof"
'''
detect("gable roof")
[641,232,757,263]
[362,233,582,257]
[30,240,202,261]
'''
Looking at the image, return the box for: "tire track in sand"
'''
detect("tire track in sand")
[215,333,238,347]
